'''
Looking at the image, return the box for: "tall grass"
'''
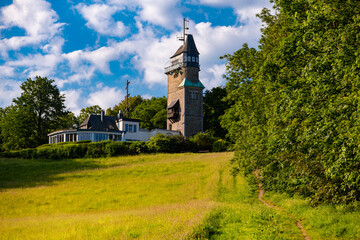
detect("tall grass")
[0,153,229,239]
[1,153,358,239]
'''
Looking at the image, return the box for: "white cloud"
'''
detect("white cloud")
[61,89,82,115]
[106,0,182,29]
[201,63,226,89]
[142,94,152,99]
[75,3,128,37]
[8,53,64,78]
[87,85,125,110]
[0,80,22,107]
[0,0,64,52]
[135,0,181,29]
[0,66,15,77]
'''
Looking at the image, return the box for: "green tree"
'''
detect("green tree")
[59,111,79,129]
[222,1,360,204]
[0,107,4,151]
[106,95,143,118]
[77,105,102,124]
[203,86,230,139]
[12,76,67,146]
[0,105,37,150]
[132,97,167,130]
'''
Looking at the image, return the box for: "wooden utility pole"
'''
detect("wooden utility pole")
[125,80,130,118]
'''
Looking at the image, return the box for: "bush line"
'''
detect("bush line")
[0,133,231,160]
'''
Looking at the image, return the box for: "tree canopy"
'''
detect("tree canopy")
[203,86,230,139]
[77,105,103,124]
[221,0,360,204]
[132,97,167,130]
[106,95,144,118]
[1,76,67,149]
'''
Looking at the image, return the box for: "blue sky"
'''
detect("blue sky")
[0,0,272,114]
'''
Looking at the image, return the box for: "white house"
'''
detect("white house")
[48,110,180,144]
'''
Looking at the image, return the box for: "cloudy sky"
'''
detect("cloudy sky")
[0,0,272,114]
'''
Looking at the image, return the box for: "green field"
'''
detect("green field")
[0,152,359,239]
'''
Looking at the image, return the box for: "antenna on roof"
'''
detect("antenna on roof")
[125,80,130,118]
[177,18,189,42]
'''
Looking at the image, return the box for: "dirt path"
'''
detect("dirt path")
[255,170,310,240]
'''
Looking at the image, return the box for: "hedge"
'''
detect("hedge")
[0,133,230,160]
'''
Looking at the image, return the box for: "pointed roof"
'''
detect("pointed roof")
[171,34,199,58]
[178,78,205,89]
[168,99,179,109]
[79,114,119,131]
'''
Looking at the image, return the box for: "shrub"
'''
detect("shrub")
[105,141,130,157]
[129,141,148,155]
[170,135,188,152]
[86,141,108,158]
[212,139,229,152]
[189,132,215,151]
[35,146,59,160]
[147,134,176,153]
[62,144,88,159]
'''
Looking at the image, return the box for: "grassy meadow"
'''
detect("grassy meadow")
[0,152,359,239]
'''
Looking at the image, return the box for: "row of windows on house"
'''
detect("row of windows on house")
[125,124,137,132]
[49,133,124,144]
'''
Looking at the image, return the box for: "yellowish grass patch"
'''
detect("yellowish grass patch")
[0,152,233,239]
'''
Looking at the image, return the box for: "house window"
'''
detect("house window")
[94,133,107,141]
[125,123,137,132]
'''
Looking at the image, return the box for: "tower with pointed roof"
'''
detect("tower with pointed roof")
[165,24,204,138]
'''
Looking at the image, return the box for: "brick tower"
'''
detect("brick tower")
[165,27,204,138]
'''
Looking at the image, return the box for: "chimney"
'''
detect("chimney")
[118,110,123,119]
[101,110,104,122]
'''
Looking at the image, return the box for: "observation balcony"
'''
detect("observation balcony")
[164,62,184,74]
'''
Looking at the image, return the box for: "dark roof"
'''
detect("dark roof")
[79,115,119,131]
[171,34,199,58]
[118,118,141,122]
[168,99,179,109]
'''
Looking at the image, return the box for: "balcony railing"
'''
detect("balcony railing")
[164,62,184,74]
[167,112,179,119]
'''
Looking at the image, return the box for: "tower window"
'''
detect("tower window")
[196,57,199,63]
[192,57,195,62]
[190,91,199,100]
[188,56,191,62]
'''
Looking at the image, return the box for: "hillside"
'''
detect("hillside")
[1,153,359,239]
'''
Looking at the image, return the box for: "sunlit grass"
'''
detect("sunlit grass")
[0,153,230,239]
[2,152,356,239]
[264,193,360,239]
